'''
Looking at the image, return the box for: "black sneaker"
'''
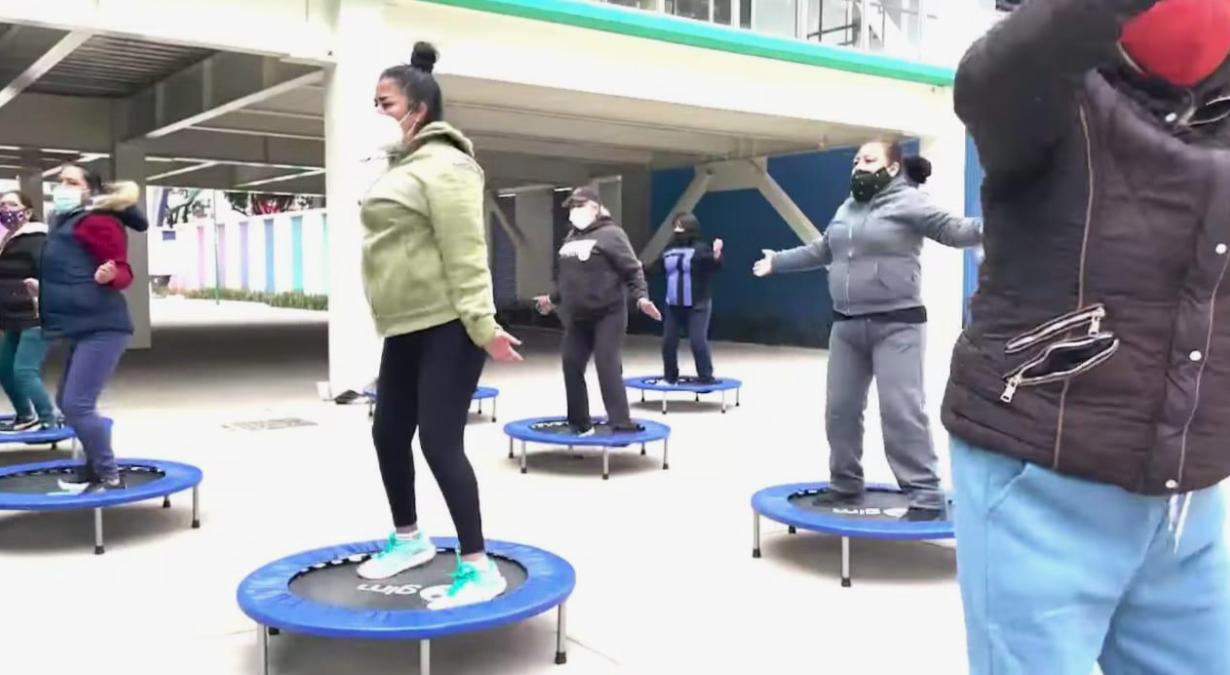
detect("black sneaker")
[611,422,645,433]
[57,465,96,492]
[83,476,127,494]
[0,418,39,433]
[696,376,718,385]
[663,375,679,385]
[901,507,943,522]
[811,490,863,508]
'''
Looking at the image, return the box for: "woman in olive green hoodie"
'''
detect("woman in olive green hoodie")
[355,42,523,610]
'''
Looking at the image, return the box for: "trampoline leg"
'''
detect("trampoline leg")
[721,390,727,414]
[162,495,171,509]
[737,388,742,407]
[602,448,610,481]
[662,438,669,471]
[788,525,796,535]
[260,625,270,675]
[662,395,667,415]
[640,391,644,403]
[94,508,104,555]
[192,486,201,529]
[641,442,646,456]
[555,602,568,665]
[520,441,528,475]
[492,398,498,423]
[752,511,761,558]
[508,436,514,460]
[421,639,431,675]
[841,536,852,588]
[695,393,700,403]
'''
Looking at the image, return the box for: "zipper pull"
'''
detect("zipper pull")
[1001,375,1021,404]
[1089,306,1105,336]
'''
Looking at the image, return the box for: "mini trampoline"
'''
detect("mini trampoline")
[365,385,499,422]
[0,416,77,453]
[751,482,954,587]
[503,417,671,480]
[0,458,202,554]
[625,376,742,414]
[237,537,575,675]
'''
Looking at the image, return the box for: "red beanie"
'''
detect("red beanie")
[1121,0,1230,87]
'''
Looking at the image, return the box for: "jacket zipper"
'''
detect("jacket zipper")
[1048,104,1097,469]
[1001,334,1120,403]
[1005,304,1106,355]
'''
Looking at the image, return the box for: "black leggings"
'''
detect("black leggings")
[372,320,486,555]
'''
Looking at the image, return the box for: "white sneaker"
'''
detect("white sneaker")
[428,556,508,610]
[356,532,437,580]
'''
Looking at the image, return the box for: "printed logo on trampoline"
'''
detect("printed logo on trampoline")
[832,506,909,518]
[356,582,450,602]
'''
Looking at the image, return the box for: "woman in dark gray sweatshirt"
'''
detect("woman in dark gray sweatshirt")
[754,139,981,520]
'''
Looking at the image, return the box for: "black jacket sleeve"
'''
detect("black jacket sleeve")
[604,227,649,302]
[954,0,1159,177]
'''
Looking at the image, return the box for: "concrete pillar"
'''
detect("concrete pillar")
[919,120,968,488]
[113,140,151,350]
[19,150,44,222]
[324,0,385,393]
[620,169,653,251]
[513,188,555,301]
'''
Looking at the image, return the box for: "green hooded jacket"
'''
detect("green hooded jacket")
[360,121,499,347]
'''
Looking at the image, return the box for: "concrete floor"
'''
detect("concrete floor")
[0,298,1158,675]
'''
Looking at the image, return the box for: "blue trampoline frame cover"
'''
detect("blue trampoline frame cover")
[624,376,741,393]
[237,537,575,639]
[0,458,203,511]
[752,482,954,540]
[504,417,670,447]
[0,415,75,445]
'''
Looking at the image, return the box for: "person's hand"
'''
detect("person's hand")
[638,298,662,321]
[533,295,555,315]
[713,238,724,258]
[23,278,38,296]
[94,261,118,285]
[485,328,524,362]
[753,249,775,277]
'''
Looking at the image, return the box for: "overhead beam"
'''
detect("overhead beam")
[119,52,324,140]
[640,168,714,264]
[146,161,219,182]
[0,30,92,109]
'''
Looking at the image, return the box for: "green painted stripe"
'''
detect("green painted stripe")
[421,0,955,86]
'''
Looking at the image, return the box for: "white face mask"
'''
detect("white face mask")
[376,108,414,147]
[569,206,597,230]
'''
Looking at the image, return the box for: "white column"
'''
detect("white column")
[919,120,968,488]
[513,188,555,301]
[324,0,385,393]
[113,140,151,350]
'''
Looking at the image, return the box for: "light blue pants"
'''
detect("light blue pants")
[951,439,1230,675]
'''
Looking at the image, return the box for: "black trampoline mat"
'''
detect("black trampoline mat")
[529,421,640,437]
[289,552,529,611]
[788,488,946,522]
[0,465,164,494]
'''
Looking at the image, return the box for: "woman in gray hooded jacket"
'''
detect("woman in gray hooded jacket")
[754,139,981,520]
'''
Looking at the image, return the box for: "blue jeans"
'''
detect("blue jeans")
[58,332,128,480]
[0,328,55,423]
[662,301,713,380]
[951,439,1230,675]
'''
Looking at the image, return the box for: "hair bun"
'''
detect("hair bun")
[410,42,439,74]
[903,155,932,185]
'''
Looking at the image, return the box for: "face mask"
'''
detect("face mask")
[569,207,597,230]
[850,168,894,203]
[376,108,415,146]
[1122,0,1230,87]
[0,209,27,228]
[52,186,84,214]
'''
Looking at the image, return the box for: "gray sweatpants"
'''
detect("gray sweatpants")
[825,319,943,510]
[563,309,633,428]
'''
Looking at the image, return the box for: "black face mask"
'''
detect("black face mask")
[851,168,894,203]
